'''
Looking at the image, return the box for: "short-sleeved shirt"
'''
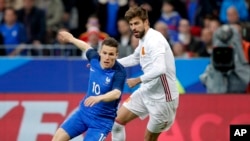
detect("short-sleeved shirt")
[80,48,126,120]
[0,22,27,54]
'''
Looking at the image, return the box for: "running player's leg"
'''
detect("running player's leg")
[52,109,88,141]
[115,105,138,125]
[83,114,114,141]
[112,90,148,141]
[144,130,161,141]
[52,128,70,141]
[111,105,138,141]
[144,98,178,141]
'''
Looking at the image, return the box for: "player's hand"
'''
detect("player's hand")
[84,96,101,107]
[127,77,141,88]
[58,31,74,43]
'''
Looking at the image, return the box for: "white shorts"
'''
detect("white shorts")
[123,89,179,133]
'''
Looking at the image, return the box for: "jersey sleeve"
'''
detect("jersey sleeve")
[117,46,140,67]
[86,48,99,61]
[112,68,126,92]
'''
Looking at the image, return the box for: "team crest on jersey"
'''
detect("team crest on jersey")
[141,47,145,55]
[105,77,111,84]
[90,67,95,72]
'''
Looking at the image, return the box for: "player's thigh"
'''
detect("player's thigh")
[52,128,70,141]
[146,98,179,133]
[115,105,138,124]
[84,128,108,141]
[61,108,88,139]
[118,90,148,124]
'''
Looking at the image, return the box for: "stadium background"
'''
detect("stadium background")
[1,57,249,141]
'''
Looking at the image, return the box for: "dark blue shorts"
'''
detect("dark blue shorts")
[61,108,113,141]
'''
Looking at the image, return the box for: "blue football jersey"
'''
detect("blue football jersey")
[80,49,126,119]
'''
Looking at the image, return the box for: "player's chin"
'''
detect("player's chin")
[103,64,110,69]
[133,33,140,38]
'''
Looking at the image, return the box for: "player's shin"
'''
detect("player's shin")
[111,121,126,141]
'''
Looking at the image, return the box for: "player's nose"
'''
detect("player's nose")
[104,54,110,60]
[130,24,136,30]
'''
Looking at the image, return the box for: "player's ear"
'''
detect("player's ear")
[116,47,119,58]
[144,19,149,26]
[116,52,119,58]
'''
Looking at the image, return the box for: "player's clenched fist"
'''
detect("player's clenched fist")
[126,77,141,88]
[58,31,74,43]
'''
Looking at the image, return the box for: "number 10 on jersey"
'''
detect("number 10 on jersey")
[92,82,100,95]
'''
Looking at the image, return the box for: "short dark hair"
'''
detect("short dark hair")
[101,37,119,51]
[124,6,148,22]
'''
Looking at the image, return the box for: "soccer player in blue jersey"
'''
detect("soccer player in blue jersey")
[52,31,127,141]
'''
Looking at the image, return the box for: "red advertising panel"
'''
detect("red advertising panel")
[0,94,250,141]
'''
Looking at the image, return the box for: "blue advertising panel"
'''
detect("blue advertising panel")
[0,57,210,93]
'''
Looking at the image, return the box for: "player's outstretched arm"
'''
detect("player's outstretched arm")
[58,31,91,51]
[118,46,140,67]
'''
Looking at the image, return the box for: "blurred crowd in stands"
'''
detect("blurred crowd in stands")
[0,0,249,62]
